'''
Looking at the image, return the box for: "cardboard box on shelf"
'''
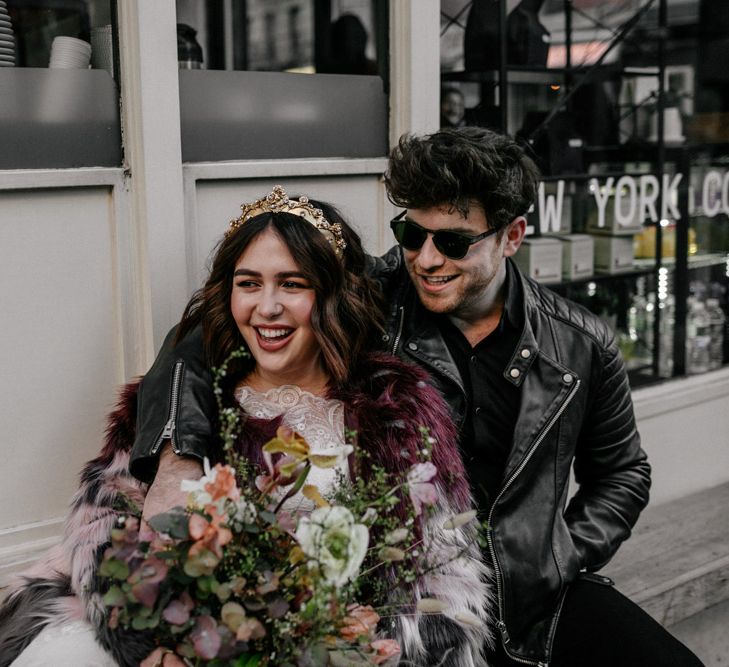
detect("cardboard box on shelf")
[593,235,635,274]
[513,237,563,283]
[586,181,644,236]
[555,234,594,280]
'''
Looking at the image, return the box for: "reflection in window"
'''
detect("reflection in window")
[175,0,386,80]
[4,0,113,72]
[0,0,121,169]
[264,11,277,63]
[176,0,389,162]
[289,5,301,64]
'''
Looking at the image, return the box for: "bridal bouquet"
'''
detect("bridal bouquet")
[98,350,480,666]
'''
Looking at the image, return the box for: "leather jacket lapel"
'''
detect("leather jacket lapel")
[502,274,580,483]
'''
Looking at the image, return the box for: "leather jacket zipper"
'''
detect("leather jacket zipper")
[487,378,581,667]
[544,580,569,663]
[151,360,184,456]
[390,305,405,355]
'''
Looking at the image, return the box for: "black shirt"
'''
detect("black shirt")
[437,262,523,516]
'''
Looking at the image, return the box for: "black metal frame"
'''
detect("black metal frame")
[439,0,729,386]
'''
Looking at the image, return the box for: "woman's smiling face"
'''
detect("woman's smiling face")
[230,227,326,391]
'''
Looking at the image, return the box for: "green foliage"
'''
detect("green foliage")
[148,506,190,539]
[98,558,129,581]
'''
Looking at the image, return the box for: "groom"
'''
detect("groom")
[131,127,703,667]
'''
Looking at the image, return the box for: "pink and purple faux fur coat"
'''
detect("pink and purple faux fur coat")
[0,353,492,666]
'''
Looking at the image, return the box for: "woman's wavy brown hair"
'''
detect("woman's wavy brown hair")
[176,199,384,388]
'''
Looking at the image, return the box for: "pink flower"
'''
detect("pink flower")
[235,617,266,642]
[256,457,307,493]
[190,615,221,660]
[276,510,297,534]
[339,604,380,641]
[188,508,232,559]
[162,592,194,625]
[140,648,188,667]
[204,464,240,503]
[407,462,438,515]
[370,639,401,664]
[127,556,169,608]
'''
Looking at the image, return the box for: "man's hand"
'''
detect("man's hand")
[142,442,203,524]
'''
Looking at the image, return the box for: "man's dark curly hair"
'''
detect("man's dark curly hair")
[384,127,541,234]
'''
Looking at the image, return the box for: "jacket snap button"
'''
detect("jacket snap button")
[382,334,390,342]
[509,368,520,379]
[563,373,573,384]
[408,342,418,351]
[520,348,531,358]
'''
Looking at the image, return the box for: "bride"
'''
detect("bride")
[0,187,492,666]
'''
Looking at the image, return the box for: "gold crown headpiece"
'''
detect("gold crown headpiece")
[226,185,347,258]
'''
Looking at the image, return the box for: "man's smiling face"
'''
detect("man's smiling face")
[401,203,512,323]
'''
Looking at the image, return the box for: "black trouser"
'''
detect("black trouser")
[487,578,705,667]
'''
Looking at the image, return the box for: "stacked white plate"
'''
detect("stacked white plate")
[49,35,91,69]
[90,25,114,76]
[0,0,16,67]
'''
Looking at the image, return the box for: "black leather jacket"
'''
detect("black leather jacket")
[373,250,651,665]
[130,250,651,666]
[130,325,215,484]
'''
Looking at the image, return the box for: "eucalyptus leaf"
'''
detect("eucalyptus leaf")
[98,558,129,581]
[266,597,289,618]
[131,614,155,631]
[101,585,126,607]
[328,650,370,666]
[242,597,266,612]
[258,510,276,525]
[234,654,263,667]
[148,507,190,539]
[298,643,330,666]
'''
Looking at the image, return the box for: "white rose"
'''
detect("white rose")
[295,506,369,588]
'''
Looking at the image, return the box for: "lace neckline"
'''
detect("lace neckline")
[235,383,326,404]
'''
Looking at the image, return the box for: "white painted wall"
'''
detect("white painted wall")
[389,0,441,144]
[182,160,393,294]
[117,0,187,352]
[0,182,131,576]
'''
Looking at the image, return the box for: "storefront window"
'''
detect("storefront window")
[440,0,729,386]
[0,0,121,168]
[176,0,385,76]
[175,0,389,162]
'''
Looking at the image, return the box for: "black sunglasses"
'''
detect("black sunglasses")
[389,211,498,260]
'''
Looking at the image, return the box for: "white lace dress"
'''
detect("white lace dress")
[11,386,346,667]
[234,384,349,512]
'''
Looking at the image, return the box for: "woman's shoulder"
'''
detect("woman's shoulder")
[353,351,432,393]
[341,352,451,427]
[342,354,466,505]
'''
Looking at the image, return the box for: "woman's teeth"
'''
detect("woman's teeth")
[424,276,454,284]
[257,328,293,340]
